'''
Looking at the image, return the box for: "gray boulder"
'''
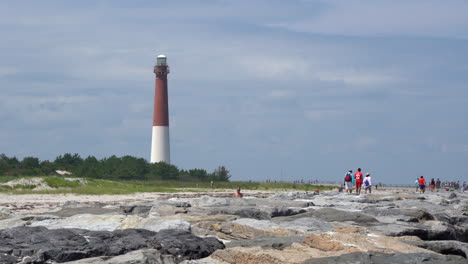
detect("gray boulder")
[371,221,468,242]
[120,205,153,217]
[153,229,225,263]
[0,253,16,264]
[404,240,468,259]
[0,207,13,219]
[0,226,224,263]
[363,208,434,223]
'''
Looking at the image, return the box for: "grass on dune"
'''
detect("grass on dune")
[0,176,335,195]
[0,176,18,183]
[44,176,81,188]
[0,176,180,195]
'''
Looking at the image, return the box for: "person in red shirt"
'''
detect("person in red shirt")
[354,168,363,195]
[418,176,426,194]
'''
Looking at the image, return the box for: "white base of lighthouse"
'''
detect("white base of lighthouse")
[150,126,170,163]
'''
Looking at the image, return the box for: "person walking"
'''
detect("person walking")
[364,173,372,194]
[430,178,435,192]
[344,169,353,193]
[436,178,441,192]
[415,178,419,192]
[354,168,363,195]
[418,176,426,194]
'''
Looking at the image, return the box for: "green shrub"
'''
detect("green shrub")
[44,177,81,188]
[0,185,12,191]
[12,184,36,189]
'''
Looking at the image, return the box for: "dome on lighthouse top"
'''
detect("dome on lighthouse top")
[156,54,167,66]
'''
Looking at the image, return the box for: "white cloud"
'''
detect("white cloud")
[235,55,310,79]
[234,54,397,85]
[267,90,295,99]
[441,144,468,153]
[0,66,18,78]
[314,68,397,85]
[0,95,98,124]
[353,137,378,151]
[268,0,468,38]
[304,109,343,121]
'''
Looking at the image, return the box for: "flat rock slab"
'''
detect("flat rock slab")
[225,236,305,249]
[30,214,191,233]
[52,207,119,217]
[272,208,378,225]
[62,249,176,264]
[300,251,468,264]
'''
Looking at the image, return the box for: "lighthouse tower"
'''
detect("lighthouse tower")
[150,54,170,163]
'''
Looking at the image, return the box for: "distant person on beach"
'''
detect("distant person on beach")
[344,170,353,193]
[364,173,372,194]
[415,178,419,192]
[430,178,436,192]
[418,176,426,193]
[233,187,243,198]
[436,178,441,192]
[354,168,363,195]
[463,181,466,192]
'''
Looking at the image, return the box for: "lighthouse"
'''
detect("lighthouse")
[150,54,170,163]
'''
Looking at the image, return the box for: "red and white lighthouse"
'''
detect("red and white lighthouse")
[150,54,170,163]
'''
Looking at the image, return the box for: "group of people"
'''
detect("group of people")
[344,168,372,195]
[416,176,466,193]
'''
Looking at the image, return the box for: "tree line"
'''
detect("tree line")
[0,153,231,182]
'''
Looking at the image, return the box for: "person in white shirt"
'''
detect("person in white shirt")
[364,173,372,194]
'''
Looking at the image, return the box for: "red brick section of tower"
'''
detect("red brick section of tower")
[153,57,169,126]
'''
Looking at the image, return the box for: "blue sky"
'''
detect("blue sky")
[1,0,468,184]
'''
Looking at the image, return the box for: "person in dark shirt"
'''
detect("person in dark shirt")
[430,178,435,192]
[435,178,441,192]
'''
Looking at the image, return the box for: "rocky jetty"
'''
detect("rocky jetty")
[0,188,467,263]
